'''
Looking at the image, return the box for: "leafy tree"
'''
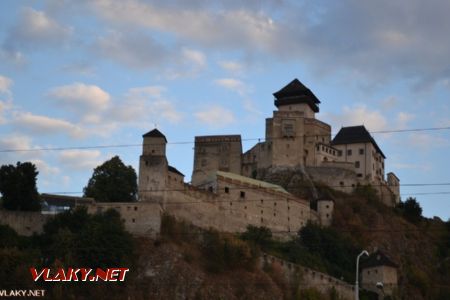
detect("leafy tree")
[41,207,134,268]
[0,162,40,211]
[397,197,422,224]
[83,156,137,202]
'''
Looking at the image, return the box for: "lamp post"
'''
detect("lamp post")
[355,250,369,300]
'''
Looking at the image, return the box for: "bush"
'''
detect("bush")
[241,225,272,248]
[202,229,256,273]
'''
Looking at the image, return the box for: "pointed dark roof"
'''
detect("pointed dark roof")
[332,125,385,158]
[273,79,321,112]
[143,129,167,142]
[361,250,398,269]
[168,165,184,177]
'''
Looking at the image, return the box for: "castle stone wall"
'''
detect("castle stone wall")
[161,178,314,238]
[0,210,49,236]
[84,202,162,237]
[261,254,354,299]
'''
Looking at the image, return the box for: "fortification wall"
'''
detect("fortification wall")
[261,254,354,300]
[0,210,50,236]
[163,180,313,238]
[84,202,162,237]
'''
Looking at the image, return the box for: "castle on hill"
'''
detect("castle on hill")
[134,78,400,236]
[142,78,399,205]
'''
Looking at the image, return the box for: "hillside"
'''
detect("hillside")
[258,167,450,299]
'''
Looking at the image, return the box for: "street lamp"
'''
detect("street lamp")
[355,250,369,300]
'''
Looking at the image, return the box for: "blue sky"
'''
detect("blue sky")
[0,0,449,219]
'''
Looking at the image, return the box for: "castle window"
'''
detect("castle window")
[326,205,329,209]
[208,186,213,193]
[132,218,136,223]
[347,149,352,156]
[240,191,246,198]
[261,210,263,214]
[225,187,229,193]
[326,214,329,218]
[355,161,360,168]
[134,206,138,211]
[261,217,264,223]
[151,149,155,153]
[288,206,290,210]
[145,160,148,166]
[261,199,264,204]
[357,173,363,177]
[244,206,247,210]
[359,148,364,155]
[274,213,276,216]
[230,202,232,206]
[274,202,277,206]
[340,181,344,186]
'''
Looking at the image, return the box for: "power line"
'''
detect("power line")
[1,126,449,153]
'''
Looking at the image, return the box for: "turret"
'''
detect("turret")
[138,129,168,202]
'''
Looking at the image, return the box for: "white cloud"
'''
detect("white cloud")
[214,78,247,95]
[325,105,387,132]
[3,7,72,52]
[218,60,244,74]
[109,86,182,125]
[194,105,235,127]
[0,100,12,124]
[406,132,448,150]
[90,0,277,51]
[94,30,168,69]
[0,135,43,167]
[0,75,13,95]
[396,112,415,129]
[31,159,60,176]
[13,112,85,138]
[163,47,207,79]
[182,48,206,69]
[391,162,432,172]
[48,83,110,120]
[58,150,104,171]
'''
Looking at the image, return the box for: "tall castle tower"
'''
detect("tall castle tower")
[242,79,332,177]
[138,129,168,202]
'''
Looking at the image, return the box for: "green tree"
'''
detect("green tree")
[0,162,40,211]
[83,156,137,202]
[41,207,134,268]
[398,197,422,224]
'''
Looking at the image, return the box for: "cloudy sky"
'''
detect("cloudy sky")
[0,0,449,219]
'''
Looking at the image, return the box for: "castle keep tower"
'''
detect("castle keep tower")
[138,129,168,202]
[242,79,332,177]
